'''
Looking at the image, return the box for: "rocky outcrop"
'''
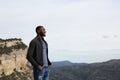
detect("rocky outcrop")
[0,38,29,77]
[0,38,21,47]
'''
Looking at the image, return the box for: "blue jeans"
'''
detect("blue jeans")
[33,67,50,80]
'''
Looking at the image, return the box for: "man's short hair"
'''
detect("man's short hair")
[36,26,43,34]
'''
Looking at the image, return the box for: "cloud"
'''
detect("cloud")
[102,35,110,39]
[102,34,119,39]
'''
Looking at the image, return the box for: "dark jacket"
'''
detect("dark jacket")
[26,36,52,68]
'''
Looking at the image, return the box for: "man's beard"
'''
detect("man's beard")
[39,32,46,37]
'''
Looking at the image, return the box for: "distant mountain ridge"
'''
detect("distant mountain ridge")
[50,59,120,80]
[52,60,87,67]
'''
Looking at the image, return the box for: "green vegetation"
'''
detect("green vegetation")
[0,38,27,55]
[12,42,27,50]
[0,46,12,55]
[0,38,22,42]
[49,59,120,80]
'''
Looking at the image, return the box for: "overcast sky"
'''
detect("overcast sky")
[0,0,120,63]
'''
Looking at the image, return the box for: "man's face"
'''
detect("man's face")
[38,27,46,37]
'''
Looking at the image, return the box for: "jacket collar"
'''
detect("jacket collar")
[36,35,44,41]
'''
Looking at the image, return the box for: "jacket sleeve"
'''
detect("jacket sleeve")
[26,40,39,68]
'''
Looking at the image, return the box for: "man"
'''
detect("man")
[26,26,52,80]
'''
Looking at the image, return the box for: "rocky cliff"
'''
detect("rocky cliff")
[0,38,29,77]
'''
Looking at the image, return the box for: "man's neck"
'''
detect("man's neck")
[37,35,44,39]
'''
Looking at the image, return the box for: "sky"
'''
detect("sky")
[0,0,120,63]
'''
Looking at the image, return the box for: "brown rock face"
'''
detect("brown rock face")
[0,38,28,76]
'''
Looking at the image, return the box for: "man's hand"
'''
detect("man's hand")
[37,65,43,70]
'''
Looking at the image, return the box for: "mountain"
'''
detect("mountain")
[50,59,120,80]
[52,61,87,67]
